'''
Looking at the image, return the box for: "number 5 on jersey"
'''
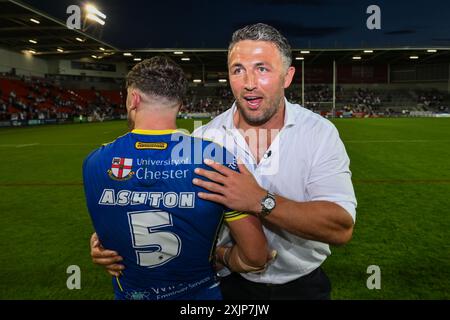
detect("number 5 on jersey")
[128,210,181,268]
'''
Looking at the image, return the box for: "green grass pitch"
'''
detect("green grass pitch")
[0,117,449,299]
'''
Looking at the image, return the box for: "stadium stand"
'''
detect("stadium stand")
[1,1,449,126]
[0,75,125,124]
[1,73,450,126]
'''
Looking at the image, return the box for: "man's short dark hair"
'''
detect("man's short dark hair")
[126,56,187,103]
[229,23,292,69]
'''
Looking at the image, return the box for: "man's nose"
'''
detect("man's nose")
[244,72,256,91]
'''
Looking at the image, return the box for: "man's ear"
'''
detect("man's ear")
[283,66,295,89]
[130,89,141,110]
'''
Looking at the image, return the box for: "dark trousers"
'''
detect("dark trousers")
[220,267,331,300]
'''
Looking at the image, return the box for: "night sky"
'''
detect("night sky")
[21,0,450,49]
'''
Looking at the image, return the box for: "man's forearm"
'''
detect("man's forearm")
[261,197,354,245]
[216,245,268,273]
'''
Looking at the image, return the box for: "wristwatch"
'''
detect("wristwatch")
[260,191,276,218]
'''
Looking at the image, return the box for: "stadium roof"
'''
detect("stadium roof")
[1,0,450,78]
[0,0,118,56]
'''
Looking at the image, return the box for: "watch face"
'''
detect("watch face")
[264,198,276,210]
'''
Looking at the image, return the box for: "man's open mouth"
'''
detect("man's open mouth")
[243,96,263,109]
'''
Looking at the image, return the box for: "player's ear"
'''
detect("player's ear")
[130,89,141,110]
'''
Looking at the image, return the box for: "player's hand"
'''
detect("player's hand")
[90,232,125,277]
[193,159,266,214]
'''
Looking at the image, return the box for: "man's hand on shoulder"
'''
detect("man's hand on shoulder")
[193,159,266,214]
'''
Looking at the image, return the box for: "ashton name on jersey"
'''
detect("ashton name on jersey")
[98,189,195,208]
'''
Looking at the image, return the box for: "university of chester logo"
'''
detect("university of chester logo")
[108,157,135,181]
[227,157,238,170]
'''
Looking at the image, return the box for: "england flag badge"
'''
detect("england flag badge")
[108,157,134,181]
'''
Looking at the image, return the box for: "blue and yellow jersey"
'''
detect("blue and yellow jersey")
[82,129,245,300]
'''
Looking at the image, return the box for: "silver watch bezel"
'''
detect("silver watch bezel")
[260,191,276,217]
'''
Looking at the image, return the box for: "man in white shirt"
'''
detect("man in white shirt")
[191,23,356,300]
[91,23,356,300]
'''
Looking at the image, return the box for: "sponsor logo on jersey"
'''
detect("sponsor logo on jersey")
[135,168,189,180]
[108,157,135,181]
[137,157,189,166]
[227,157,238,170]
[135,142,168,150]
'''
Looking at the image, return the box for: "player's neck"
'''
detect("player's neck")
[133,108,178,131]
[133,117,177,131]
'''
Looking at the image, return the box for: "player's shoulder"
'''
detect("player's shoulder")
[191,131,233,158]
[192,108,232,139]
[83,132,131,167]
[102,131,132,148]
[186,130,237,170]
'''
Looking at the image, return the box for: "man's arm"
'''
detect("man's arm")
[193,160,354,246]
[90,214,272,274]
[256,197,353,245]
[90,233,124,276]
[218,213,270,272]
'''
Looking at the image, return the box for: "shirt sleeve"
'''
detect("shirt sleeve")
[307,123,357,222]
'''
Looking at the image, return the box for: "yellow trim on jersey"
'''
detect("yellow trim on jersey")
[115,276,124,292]
[224,210,249,222]
[131,129,233,164]
[102,129,183,146]
[131,129,179,135]
[132,128,230,154]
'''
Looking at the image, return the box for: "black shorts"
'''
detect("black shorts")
[220,267,331,300]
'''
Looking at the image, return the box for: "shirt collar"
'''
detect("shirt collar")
[131,129,179,135]
[284,98,297,128]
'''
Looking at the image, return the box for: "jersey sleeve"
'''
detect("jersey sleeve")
[220,146,250,222]
[223,210,249,222]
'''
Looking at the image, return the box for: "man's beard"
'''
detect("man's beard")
[236,94,283,126]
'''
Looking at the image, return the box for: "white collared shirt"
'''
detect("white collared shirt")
[193,99,357,284]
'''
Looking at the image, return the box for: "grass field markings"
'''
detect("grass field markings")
[354,179,450,184]
[1,179,450,187]
[0,182,83,187]
[0,143,98,147]
[345,139,450,143]
[38,143,100,146]
[16,143,40,148]
[0,143,38,147]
